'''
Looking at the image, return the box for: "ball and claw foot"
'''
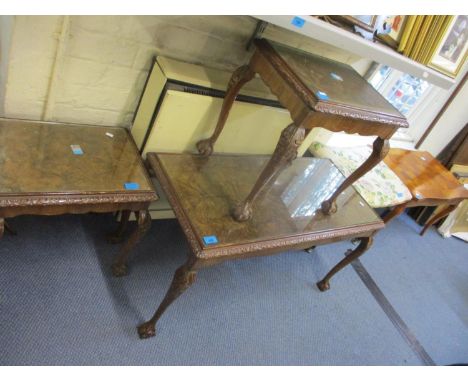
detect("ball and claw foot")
[111,263,128,277]
[316,279,330,292]
[231,203,253,222]
[321,200,337,215]
[196,139,214,156]
[138,322,156,339]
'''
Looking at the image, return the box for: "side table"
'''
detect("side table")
[196,39,408,221]
[382,148,468,235]
[0,119,157,275]
[138,152,384,339]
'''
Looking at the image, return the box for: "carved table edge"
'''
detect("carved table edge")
[313,102,409,127]
[198,223,384,258]
[146,153,204,255]
[0,191,158,207]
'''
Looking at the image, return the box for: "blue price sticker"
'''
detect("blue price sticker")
[203,235,218,245]
[70,144,83,155]
[124,182,140,190]
[291,16,305,28]
[315,91,329,101]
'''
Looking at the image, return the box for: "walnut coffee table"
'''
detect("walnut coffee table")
[196,39,408,220]
[138,152,384,339]
[0,118,157,275]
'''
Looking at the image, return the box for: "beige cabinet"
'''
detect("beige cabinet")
[132,56,296,156]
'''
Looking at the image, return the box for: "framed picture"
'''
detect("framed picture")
[328,15,378,39]
[350,15,379,32]
[329,15,378,32]
[428,15,468,78]
[377,15,408,48]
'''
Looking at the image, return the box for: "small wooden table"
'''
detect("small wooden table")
[383,149,468,235]
[0,119,157,275]
[138,152,384,339]
[196,39,408,221]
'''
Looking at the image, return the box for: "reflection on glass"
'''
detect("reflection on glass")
[370,65,392,90]
[155,154,382,247]
[386,73,430,115]
[370,66,431,116]
[280,161,343,218]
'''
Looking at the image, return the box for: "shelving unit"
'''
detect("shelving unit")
[254,15,457,90]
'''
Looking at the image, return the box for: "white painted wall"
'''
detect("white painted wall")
[1,16,257,126]
[0,15,14,116]
[0,16,372,128]
[419,78,468,155]
[3,16,63,120]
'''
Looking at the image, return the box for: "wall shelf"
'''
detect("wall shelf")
[254,15,457,90]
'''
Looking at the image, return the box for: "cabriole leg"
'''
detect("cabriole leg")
[232,123,306,221]
[382,204,407,224]
[420,204,457,236]
[138,259,199,339]
[111,210,151,277]
[0,219,16,239]
[322,137,389,214]
[196,64,255,156]
[107,210,131,244]
[317,236,373,291]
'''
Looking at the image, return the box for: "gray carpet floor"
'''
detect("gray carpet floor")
[0,212,466,365]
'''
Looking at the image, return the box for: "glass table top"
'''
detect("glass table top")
[0,119,153,195]
[268,40,405,120]
[154,153,383,250]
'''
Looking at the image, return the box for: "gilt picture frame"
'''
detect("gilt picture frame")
[428,15,467,78]
[329,15,378,33]
[377,15,407,49]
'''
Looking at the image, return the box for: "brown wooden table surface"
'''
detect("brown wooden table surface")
[195,39,408,221]
[137,152,384,339]
[0,118,158,275]
[383,148,468,235]
[385,149,468,201]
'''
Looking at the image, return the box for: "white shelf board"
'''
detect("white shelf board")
[254,15,456,90]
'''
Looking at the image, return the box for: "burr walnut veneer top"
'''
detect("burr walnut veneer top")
[147,152,383,257]
[0,119,154,196]
[262,39,407,126]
